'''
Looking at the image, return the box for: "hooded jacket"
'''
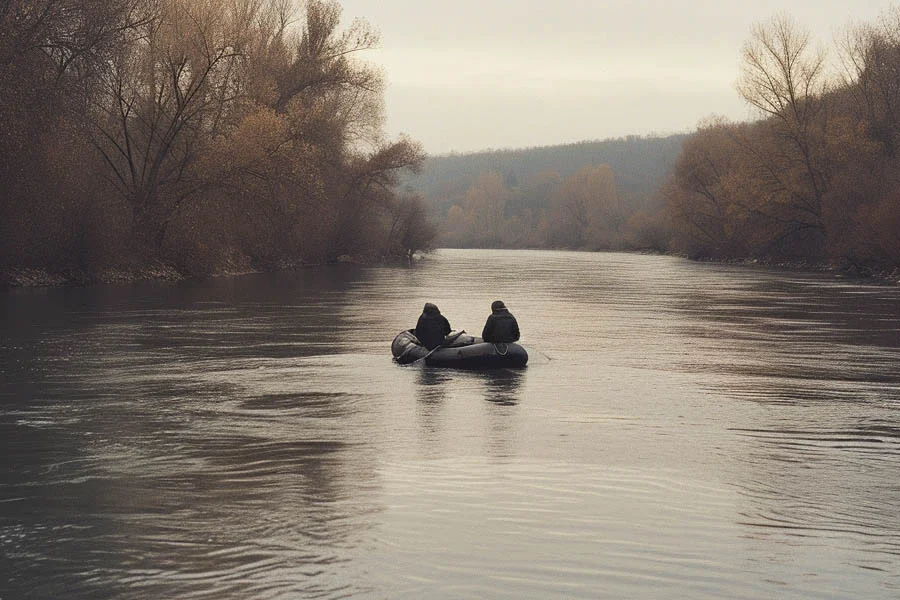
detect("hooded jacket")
[481,301,520,343]
[415,303,451,350]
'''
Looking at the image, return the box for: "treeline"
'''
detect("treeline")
[666,12,900,267]
[409,135,685,250]
[438,165,670,250]
[0,0,433,279]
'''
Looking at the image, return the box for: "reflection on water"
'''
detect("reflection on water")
[415,367,451,403]
[2,249,900,599]
[414,365,524,406]
[476,369,524,406]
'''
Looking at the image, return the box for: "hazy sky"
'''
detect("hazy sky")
[338,1,898,154]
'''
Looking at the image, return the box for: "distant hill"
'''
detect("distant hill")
[404,134,689,216]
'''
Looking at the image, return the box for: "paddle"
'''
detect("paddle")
[409,330,465,365]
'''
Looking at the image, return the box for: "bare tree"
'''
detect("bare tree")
[837,8,900,156]
[737,13,833,249]
[91,0,254,249]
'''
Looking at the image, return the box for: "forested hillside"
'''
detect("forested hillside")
[406,135,686,249]
[0,0,433,285]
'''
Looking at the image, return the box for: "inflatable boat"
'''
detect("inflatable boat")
[391,330,528,369]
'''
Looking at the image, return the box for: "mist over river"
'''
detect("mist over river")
[2,249,900,599]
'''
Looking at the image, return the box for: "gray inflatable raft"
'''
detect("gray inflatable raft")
[391,330,528,369]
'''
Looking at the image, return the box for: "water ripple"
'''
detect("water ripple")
[3,250,900,599]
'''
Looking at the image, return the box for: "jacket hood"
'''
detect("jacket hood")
[491,300,506,312]
[423,302,440,314]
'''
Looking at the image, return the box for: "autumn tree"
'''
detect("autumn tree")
[88,0,264,251]
[833,9,900,264]
[454,172,507,246]
[665,120,746,257]
[838,8,900,156]
[1,0,432,278]
[665,9,900,269]
[0,0,153,267]
[230,0,423,262]
[546,164,620,248]
[383,195,436,258]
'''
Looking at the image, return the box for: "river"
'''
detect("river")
[2,249,900,599]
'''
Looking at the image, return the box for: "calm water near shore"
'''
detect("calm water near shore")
[2,249,900,599]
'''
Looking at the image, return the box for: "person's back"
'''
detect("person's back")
[482,300,520,343]
[415,302,451,350]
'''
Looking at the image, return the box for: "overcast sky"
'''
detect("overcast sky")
[338,0,898,154]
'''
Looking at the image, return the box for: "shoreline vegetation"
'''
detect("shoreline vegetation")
[0,249,424,289]
[0,252,408,289]
[2,0,436,286]
[3,3,899,289]
[4,251,898,290]
[689,256,900,285]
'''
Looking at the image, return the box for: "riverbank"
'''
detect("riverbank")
[4,251,897,289]
[687,256,900,286]
[0,253,419,289]
[0,264,187,289]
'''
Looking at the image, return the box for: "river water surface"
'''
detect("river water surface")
[2,249,900,599]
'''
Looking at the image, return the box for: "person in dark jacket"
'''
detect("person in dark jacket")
[415,302,451,350]
[482,300,520,343]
